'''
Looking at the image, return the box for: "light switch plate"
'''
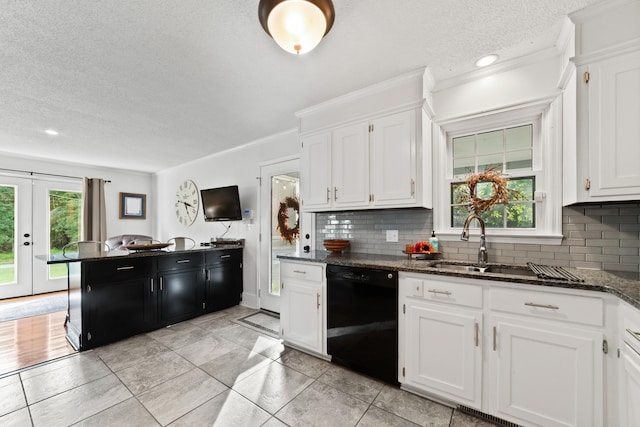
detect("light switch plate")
[386,230,399,242]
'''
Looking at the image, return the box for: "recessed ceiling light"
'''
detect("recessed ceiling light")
[475,54,498,68]
[44,129,59,136]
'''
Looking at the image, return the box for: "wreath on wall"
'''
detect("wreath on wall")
[456,168,522,214]
[277,196,300,244]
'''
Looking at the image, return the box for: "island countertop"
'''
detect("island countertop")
[37,243,244,265]
[278,251,640,310]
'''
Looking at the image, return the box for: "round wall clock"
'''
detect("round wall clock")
[175,179,199,226]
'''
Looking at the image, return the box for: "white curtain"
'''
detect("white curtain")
[82,178,107,241]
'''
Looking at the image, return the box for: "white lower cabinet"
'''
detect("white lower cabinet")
[620,345,640,427]
[404,299,482,408]
[399,273,605,427]
[619,302,640,427]
[489,316,602,427]
[280,261,326,356]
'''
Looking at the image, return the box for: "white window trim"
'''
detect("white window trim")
[433,96,564,245]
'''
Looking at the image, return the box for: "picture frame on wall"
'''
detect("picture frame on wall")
[119,192,146,219]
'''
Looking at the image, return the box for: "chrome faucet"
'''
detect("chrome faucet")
[461,213,488,268]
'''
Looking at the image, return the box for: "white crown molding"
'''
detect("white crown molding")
[569,0,637,23]
[571,38,640,66]
[295,67,428,118]
[156,128,299,176]
[433,47,562,92]
[299,100,425,137]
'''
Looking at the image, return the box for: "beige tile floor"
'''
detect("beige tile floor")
[0,306,497,427]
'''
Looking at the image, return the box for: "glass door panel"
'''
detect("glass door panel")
[32,180,82,294]
[259,159,300,313]
[0,176,32,299]
[270,172,300,296]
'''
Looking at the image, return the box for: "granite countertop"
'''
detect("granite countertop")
[37,244,244,265]
[278,251,640,310]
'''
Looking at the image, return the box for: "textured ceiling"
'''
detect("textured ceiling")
[0,0,599,173]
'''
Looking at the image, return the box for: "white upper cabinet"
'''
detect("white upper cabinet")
[301,133,332,210]
[297,68,432,212]
[300,110,424,212]
[567,0,640,203]
[370,111,417,206]
[332,122,370,208]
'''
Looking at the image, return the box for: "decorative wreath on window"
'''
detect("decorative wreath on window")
[277,196,300,244]
[456,168,521,214]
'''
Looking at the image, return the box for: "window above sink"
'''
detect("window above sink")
[432,98,564,245]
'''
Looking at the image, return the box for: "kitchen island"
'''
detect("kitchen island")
[42,244,243,350]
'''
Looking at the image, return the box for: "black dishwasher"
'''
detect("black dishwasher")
[326,264,398,384]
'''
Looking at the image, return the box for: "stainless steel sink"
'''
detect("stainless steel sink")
[429,262,537,277]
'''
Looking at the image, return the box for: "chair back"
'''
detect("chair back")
[167,237,196,251]
[62,241,108,258]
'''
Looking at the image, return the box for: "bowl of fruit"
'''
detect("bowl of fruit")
[403,241,441,259]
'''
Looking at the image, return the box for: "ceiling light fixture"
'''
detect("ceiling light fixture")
[258,0,335,55]
[44,129,59,136]
[475,54,498,68]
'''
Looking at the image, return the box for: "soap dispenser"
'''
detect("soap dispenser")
[429,230,439,252]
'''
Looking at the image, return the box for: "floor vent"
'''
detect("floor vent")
[457,405,522,427]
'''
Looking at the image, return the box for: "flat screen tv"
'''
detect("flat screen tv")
[201,185,242,221]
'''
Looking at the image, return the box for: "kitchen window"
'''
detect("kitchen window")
[433,99,563,244]
[450,124,536,229]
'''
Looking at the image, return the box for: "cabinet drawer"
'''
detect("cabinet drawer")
[418,277,483,309]
[84,257,153,284]
[281,262,324,282]
[157,252,204,272]
[205,249,242,265]
[491,287,603,326]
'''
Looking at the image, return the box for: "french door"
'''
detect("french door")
[259,159,301,313]
[0,175,81,299]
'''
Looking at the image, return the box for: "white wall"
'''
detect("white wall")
[0,153,154,237]
[432,54,563,121]
[153,129,300,308]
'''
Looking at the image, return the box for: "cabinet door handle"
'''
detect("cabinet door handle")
[475,322,479,347]
[293,270,307,274]
[427,289,452,296]
[220,254,231,259]
[493,326,497,351]
[334,187,338,200]
[117,266,135,271]
[176,259,191,264]
[159,276,163,291]
[411,179,415,197]
[524,302,559,310]
[150,278,154,293]
[627,328,640,343]
[317,293,321,309]
[326,188,330,202]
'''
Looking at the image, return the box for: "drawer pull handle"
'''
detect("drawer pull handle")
[176,259,191,264]
[159,277,163,291]
[428,289,452,296]
[524,302,559,310]
[117,266,135,271]
[150,278,154,293]
[626,328,640,343]
[293,270,307,274]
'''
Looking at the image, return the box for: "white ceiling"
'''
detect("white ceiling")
[0,0,599,173]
